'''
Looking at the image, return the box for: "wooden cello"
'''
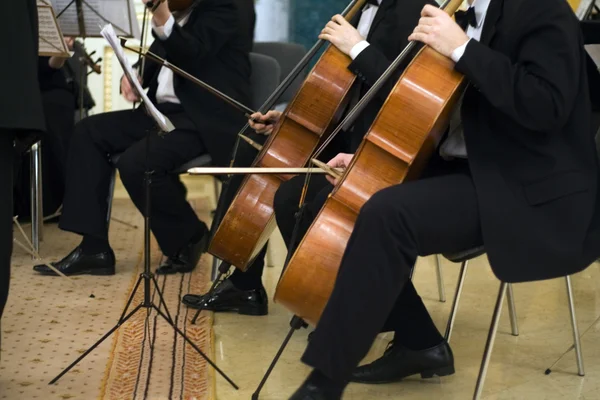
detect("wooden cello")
[209,0,367,271]
[275,0,466,326]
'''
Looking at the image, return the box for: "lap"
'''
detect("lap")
[116,128,205,176]
[361,170,483,257]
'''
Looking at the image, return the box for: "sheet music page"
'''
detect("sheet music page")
[38,5,70,57]
[50,0,140,38]
[101,24,174,134]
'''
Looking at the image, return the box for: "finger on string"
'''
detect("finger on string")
[413,25,433,35]
[419,16,436,26]
[318,34,334,42]
[422,4,444,17]
[408,32,428,43]
[331,14,345,25]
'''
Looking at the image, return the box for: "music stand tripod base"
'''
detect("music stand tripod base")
[49,158,238,391]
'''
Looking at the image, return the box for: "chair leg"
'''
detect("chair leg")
[106,167,117,228]
[444,261,469,342]
[565,275,585,376]
[435,255,446,302]
[212,178,221,208]
[506,283,519,336]
[266,242,275,268]
[30,142,43,256]
[473,282,507,400]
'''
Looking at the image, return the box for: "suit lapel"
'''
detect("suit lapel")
[367,0,394,40]
[479,0,504,46]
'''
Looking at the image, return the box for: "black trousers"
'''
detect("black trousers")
[0,131,15,321]
[59,106,206,256]
[302,160,484,382]
[14,89,74,218]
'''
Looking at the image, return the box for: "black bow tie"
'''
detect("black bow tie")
[455,7,477,31]
[365,0,379,5]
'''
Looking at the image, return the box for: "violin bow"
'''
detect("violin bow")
[119,38,256,117]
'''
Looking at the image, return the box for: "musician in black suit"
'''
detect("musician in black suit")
[33,0,255,277]
[290,0,600,398]
[1,0,45,320]
[182,0,433,316]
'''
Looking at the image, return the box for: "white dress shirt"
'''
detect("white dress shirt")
[439,0,491,159]
[349,0,383,60]
[152,12,192,104]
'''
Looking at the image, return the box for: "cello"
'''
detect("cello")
[275,0,466,326]
[208,0,368,271]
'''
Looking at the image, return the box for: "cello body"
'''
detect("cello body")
[209,1,366,271]
[275,44,466,326]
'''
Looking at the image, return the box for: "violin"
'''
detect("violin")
[79,48,102,75]
[275,0,467,326]
[146,0,195,12]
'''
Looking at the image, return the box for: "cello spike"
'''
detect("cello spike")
[239,134,263,151]
[311,158,342,179]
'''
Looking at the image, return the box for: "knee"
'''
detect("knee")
[115,150,143,186]
[273,178,302,218]
[359,187,413,233]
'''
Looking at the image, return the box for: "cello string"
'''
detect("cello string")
[226,0,365,171]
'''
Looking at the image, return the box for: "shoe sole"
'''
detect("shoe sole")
[187,304,268,316]
[34,268,116,277]
[352,365,455,384]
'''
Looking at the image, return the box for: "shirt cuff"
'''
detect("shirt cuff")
[349,40,370,60]
[451,39,471,63]
[152,14,175,40]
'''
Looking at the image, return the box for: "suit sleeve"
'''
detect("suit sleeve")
[454,0,582,133]
[157,1,239,71]
[346,0,431,101]
[580,21,600,44]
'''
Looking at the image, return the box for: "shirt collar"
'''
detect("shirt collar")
[471,0,491,28]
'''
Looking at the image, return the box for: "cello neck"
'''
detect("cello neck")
[345,0,368,21]
[442,0,466,15]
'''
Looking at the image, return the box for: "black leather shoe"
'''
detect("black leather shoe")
[351,341,454,384]
[181,278,268,316]
[33,246,116,276]
[156,229,208,275]
[289,381,340,400]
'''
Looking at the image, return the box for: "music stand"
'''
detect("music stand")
[49,0,140,38]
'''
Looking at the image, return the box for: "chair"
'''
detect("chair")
[440,247,584,399]
[252,42,308,109]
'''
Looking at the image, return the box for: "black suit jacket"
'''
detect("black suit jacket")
[340,0,432,152]
[1,0,44,133]
[141,0,255,166]
[455,0,600,282]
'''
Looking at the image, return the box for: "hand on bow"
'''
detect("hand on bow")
[142,0,172,26]
[319,15,365,56]
[120,74,142,102]
[326,153,353,185]
[408,5,469,59]
[248,110,282,135]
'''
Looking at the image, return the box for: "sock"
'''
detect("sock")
[80,235,111,255]
[305,369,346,398]
[387,283,444,351]
[229,268,263,291]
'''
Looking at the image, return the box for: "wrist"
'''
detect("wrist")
[153,10,172,27]
[349,40,369,60]
[450,38,470,63]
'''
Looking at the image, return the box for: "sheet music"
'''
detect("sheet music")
[50,0,140,38]
[101,24,174,134]
[38,5,70,57]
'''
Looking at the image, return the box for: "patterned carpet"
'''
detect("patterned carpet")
[1,198,215,400]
